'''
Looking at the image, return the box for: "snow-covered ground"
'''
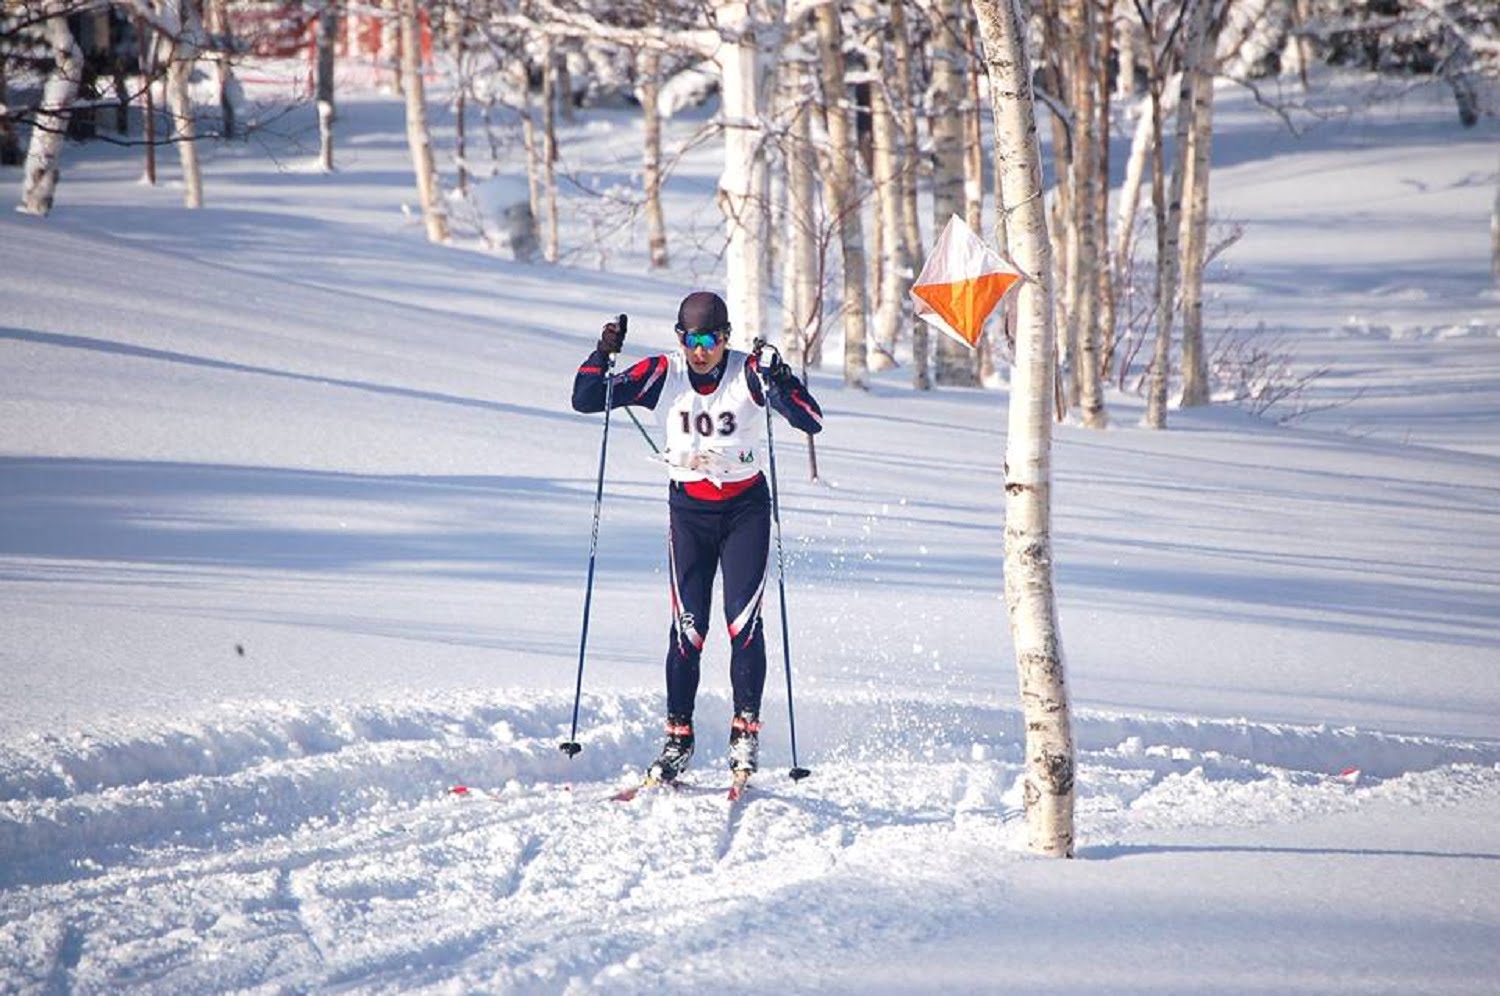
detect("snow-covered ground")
[1,65,1498,993]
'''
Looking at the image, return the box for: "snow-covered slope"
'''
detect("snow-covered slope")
[1,68,1497,993]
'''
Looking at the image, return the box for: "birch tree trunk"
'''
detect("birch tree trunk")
[1178,4,1223,408]
[451,11,469,198]
[136,13,158,185]
[163,0,204,209]
[556,46,574,124]
[963,9,995,384]
[774,55,822,366]
[1143,0,1200,430]
[640,48,669,269]
[973,0,1076,860]
[18,1,82,216]
[963,10,984,236]
[868,77,906,371]
[1038,0,1074,411]
[854,0,906,373]
[718,2,772,352]
[1289,0,1314,90]
[930,0,980,387]
[315,1,338,171]
[1143,73,1173,424]
[399,0,448,242]
[384,0,403,95]
[814,1,869,388]
[1114,72,1182,268]
[1063,0,1107,427]
[516,60,543,236]
[781,58,821,367]
[1097,1,1118,381]
[1116,11,1142,101]
[0,57,21,166]
[203,0,240,140]
[890,0,930,390]
[542,42,561,261]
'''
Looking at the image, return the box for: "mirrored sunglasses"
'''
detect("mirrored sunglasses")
[677,327,728,350]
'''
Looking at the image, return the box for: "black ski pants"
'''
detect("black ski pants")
[664,477,771,721]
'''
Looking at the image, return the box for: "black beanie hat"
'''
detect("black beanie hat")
[676,291,731,333]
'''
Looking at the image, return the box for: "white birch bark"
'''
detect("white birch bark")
[781,58,821,367]
[543,45,561,262]
[516,60,543,233]
[640,48,669,269]
[890,0,930,390]
[383,0,403,95]
[1143,0,1206,429]
[814,1,869,387]
[717,2,772,352]
[1113,79,1181,298]
[869,77,907,373]
[203,0,240,140]
[930,0,979,387]
[963,10,995,383]
[1288,0,1314,89]
[1041,8,1077,409]
[162,0,204,209]
[1179,4,1223,408]
[1063,0,1107,427]
[399,0,448,242]
[18,1,82,217]
[542,41,561,261]
[1115,10,1143,100]
[1097,5,1119,382]
[973,0,1076,860]
[854,0,906,372]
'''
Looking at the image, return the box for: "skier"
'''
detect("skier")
[572,291,823,787]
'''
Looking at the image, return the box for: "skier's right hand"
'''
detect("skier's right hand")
[598,320,626,356]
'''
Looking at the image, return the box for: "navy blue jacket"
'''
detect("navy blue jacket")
[572,350,823,436]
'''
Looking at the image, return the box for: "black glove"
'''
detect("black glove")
[597,320,625,356]
[757,347,795,387]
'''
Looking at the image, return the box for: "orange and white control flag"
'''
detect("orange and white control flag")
[910,214,1021,350]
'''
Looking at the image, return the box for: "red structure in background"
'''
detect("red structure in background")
[228,3,431,64]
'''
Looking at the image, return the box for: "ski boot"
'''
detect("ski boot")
[728,711,761,775]
[646,715,695,786]
[727,712,760,799]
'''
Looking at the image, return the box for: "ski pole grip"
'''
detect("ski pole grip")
[750,337,780,372]
[618,313,628,337]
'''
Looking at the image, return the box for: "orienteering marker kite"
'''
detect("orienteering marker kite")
[910,214,1022,350]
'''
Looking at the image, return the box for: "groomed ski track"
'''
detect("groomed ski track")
[3,691,1498,992]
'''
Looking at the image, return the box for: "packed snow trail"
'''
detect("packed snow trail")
[3,691,1498,993]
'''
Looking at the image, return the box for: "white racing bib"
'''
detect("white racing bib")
[656,350,765,485]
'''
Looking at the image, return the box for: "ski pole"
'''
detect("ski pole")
[623,406,660,455]
[561,313,627,757]
[753,339,811,781]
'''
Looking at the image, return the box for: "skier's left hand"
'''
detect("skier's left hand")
[754,344,794,387]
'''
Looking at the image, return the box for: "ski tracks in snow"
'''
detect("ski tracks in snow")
[2,691,1499,993]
